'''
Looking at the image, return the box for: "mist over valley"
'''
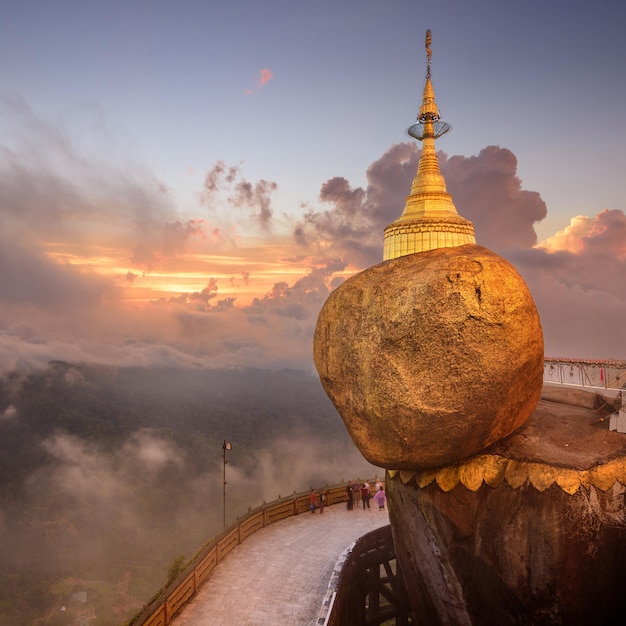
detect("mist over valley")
[0,361,378,625]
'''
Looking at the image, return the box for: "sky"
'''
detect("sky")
[1,0,626,373]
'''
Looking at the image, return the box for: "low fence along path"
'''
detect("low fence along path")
[172,502,389,625]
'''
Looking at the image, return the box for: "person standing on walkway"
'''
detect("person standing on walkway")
[346,481,354,511]
[360,483,371,509]
[310,488,317,513]
[319,489,326,513]
[353,482,361,508]
[373,485,386,511]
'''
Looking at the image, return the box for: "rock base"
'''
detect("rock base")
[388,475,626,625]
[386,392,626,625]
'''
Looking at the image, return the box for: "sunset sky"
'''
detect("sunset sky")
[1,0,626,372]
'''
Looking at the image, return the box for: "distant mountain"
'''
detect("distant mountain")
[0,362,378,625]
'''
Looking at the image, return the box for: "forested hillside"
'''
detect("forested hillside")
[0,362,378,625]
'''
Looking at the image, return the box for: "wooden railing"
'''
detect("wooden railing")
[125,478,380,626]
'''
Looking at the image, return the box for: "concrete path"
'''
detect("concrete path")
[173,502,390,626]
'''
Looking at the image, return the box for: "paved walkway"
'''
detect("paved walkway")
[173,502,390,626]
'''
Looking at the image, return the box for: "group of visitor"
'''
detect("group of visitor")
[309,480,386,514]
[346,480,386,511]
[310,487,327,513]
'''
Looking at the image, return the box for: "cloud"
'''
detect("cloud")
[0,262,331,374]
[292,142,547,268]
[229,179,277,229]
[507,254,626,358]
[290,145,397,264]
[246,259,341,322]
[505,209,626,358]
[0,430,220,587]
[258,68,274,88]
[169,278,220,307]
[201,160,278,229]
[444,146,547,251]
[0,94,190,281]
[227,434,379,503]
[201,160,240,195]
[0,234,112,309]
[162,219,207,256]
[538,209,626,259]
[1,91,624,374]
[244,68,274,95]
[0,405,17,421]
[130,219,211,270]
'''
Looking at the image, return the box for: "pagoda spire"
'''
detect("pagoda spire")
[383,30,476,260]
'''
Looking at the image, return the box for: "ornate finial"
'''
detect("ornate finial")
[412,29,445,133]
[425,29,432,79]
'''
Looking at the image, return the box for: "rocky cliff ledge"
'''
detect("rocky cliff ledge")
[387,387,626,625]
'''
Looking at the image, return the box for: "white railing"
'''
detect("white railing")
[543,357,626,390]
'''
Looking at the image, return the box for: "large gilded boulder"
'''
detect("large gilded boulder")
[313,244,543,470]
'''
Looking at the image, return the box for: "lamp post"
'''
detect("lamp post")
[223,440,232,529]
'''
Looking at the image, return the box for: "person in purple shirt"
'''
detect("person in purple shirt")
[373,485,386,511]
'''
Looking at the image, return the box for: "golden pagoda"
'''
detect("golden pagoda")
[383,30,476,260]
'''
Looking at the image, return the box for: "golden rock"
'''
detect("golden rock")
[314,244,544,470]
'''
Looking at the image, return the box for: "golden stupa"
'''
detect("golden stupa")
[314,29,543,471]
[383,30,476,260]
